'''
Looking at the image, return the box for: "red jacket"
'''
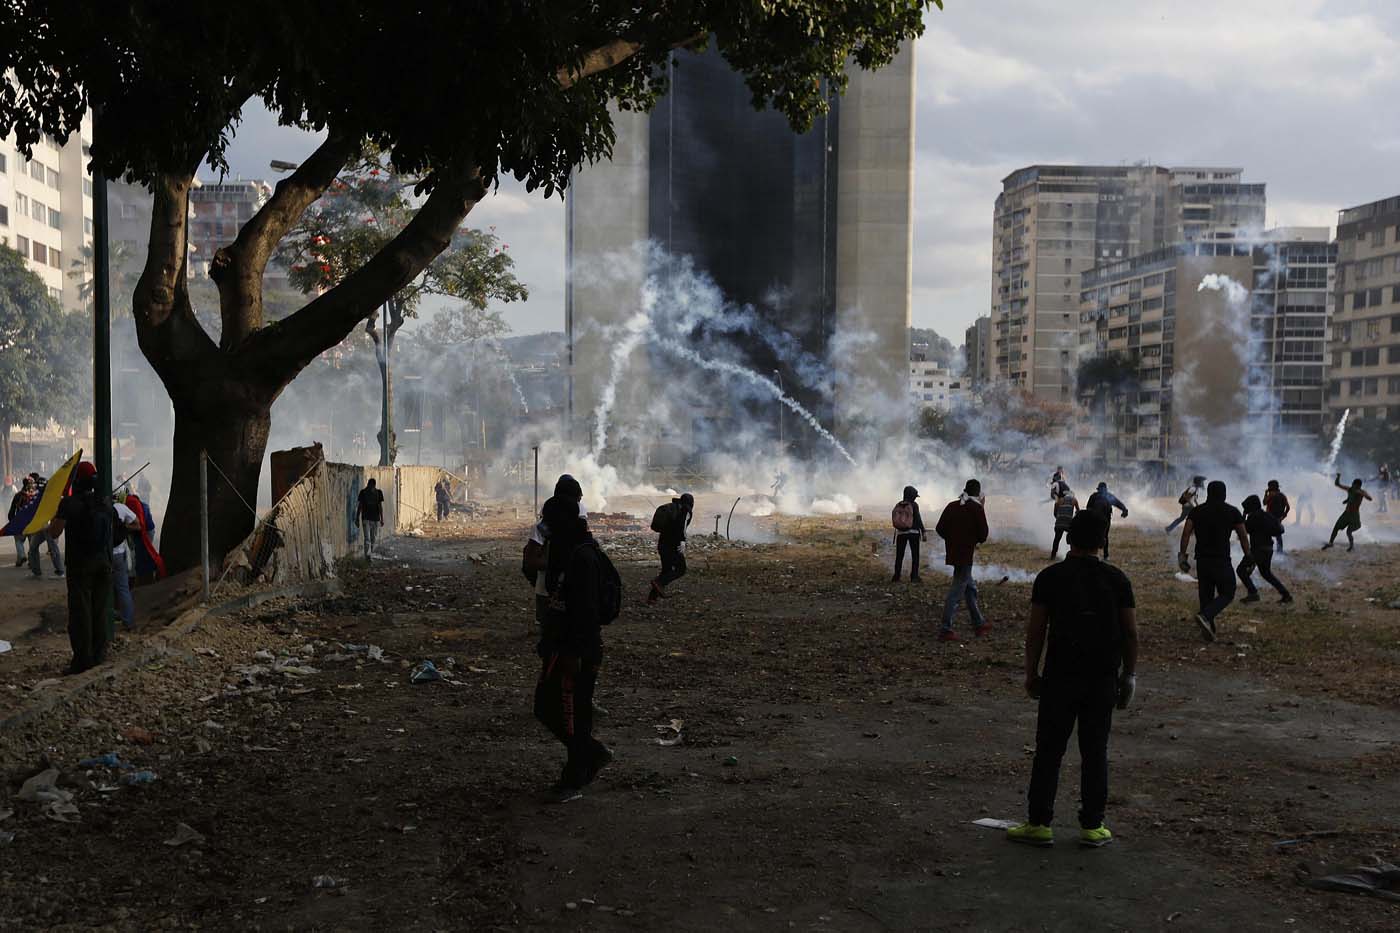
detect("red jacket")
[934,497,989,566]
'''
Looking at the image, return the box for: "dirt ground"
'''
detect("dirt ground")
[1,502,1398,931]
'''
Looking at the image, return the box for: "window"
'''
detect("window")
[83,217,92,235]
[1371,227,1386,247]
[1336,322,1351,342]
[0,152,6,173]
[29,160,44,181]
[1350,379,1363,396]
[1370,288,1384,307]
[1394,285,1400,305]
[45,167,58,188]
[82,178,92,197]
[1393,315,1400,334]
[0,205,6,227]
[1368,320,1382,340]
[31,241,46,264]
[1350,350,1363,367]
[15,193,27,217]
[47,207,59,229]
[1354,290,1368,310]
[1390,347,1400,364]
[48,286,61,302]
[16,235,28,256]
[1366,378,1379,396]
[31,198,45,221]
[1390,377,1400,395]
[1366,348,1381,365]
[47,247,60,269]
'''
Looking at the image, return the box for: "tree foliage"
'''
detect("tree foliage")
[0,246,88,434]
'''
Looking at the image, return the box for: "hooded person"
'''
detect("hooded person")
[1050,485,1079,561]
[648,492,694,603]
[934,480,990,641]
[1238,495,1292,605]
[1322,474,1372,552]
[532,475,588,620]
[1262,480,1289,551]
[1166,475,1205,534]
[891,485,927,583]
[1178,480,1249,643]
[1083,483,1128,561]
[45,461,118,674]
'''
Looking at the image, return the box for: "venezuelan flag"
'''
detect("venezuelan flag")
[5,449,84,537]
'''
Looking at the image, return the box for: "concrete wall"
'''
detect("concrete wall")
[833,42,916,436]
[221,461,446,588]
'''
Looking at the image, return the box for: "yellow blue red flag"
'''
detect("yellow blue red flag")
[17,449,83,537]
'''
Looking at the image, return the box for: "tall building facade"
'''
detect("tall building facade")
[1328,195,1400,425]
[0,117,94,313]
[964,315,991,386]
[567,43,915,458]
[189,179,271,278]
[1075,229,1332,468]
[991,165,1265,401]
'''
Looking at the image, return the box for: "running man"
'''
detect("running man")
[1165,475,1205,533]
[1178,480,1249,643]
[1262,480,1290,551]
[1238,495,1292,605]
[1084,482,1128,561]
[1050,486,1079,560]
[1322,474,1372,552]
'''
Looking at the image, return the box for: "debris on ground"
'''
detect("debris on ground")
[410,660,442,683]
[1299,859,1400,901]
[164,822,206,847]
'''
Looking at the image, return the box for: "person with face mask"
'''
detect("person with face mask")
[648,493,693,604]
[1238,495,1292,605]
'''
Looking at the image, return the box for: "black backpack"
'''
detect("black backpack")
[67,492,116,562]
[574,541,623,625]
[650,503,677,535]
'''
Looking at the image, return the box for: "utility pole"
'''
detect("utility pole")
[379,301,392,466]
[92,122,114,635]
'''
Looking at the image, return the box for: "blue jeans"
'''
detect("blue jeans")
[112,553,134,629]
[28,531,63,576]
[13,535,26,563]
[941,564,986,630]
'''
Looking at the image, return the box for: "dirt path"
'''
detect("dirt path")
[1,520,1397,930]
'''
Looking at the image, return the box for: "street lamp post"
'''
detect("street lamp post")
[772,369,784,450]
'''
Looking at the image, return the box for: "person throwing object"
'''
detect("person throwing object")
[1322,474,1371,552]
[1008,511,1138,849]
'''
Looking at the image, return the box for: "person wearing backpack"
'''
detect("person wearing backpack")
[647,493,693,604]
[1049,486,1079,560]
[534,509,619,802]
[1262,480,1290,552]
[890,485,926,583]
[1007,510,1138,850]
[1165,475,1205,533]
[45,461,118,674]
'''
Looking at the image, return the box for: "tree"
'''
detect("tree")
[1339,414,1400,471]
[0,2,935,569]
[276,162,526,464]
[0,246,88,479]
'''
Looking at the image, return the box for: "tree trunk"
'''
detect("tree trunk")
[1,423,10,483]
[161,391,271,575]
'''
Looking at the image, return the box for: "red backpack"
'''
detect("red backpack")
[891,501,915,531]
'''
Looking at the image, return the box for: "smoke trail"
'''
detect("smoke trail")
[1325,408,1350,473]
[484,339,529,414]
[647,334,857,466]
[591,310,650,453]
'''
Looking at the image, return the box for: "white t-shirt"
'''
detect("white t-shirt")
[112,502,138,556]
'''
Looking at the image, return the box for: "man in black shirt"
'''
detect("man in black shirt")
[46,462,116,674]
[355,478,386,561]
[1009,511,1138,849]
[1238,495,1292,605]
[1084,482,1128,561]
[1178,480,1249,643]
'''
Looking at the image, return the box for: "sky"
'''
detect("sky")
[214,0,1400,346]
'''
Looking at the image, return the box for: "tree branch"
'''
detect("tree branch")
[212,132,358,351]
[557,32,705,89]
[240,166,487,384]
[132,171,217,373]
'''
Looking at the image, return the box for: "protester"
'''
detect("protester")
[1262,480,1290,552]
[25,472,64,578]
[1008,511,1138,849]
[526,475,586,624]
[934,479,990,642]
[434,477,451,521]
[1084,482,1128,561]
[1292,488,1315,527]
[46,462,117,674]
[1178,480,1249,643]
[533,508,618,802]
[123,493,165,585]
[1165,475,1205,533]
[7,476,35,567]
[1238,495,1292,605]
[890,485,926,583]
[355,478,386,561]
[1049,466,1068,501]
[1322,474,1372,552]
[1049,486,1079,560]
[111,496,142,630]
[648,493,694,604]
[1374,464,1390,514]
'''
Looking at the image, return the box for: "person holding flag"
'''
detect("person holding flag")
[6,476,36,567]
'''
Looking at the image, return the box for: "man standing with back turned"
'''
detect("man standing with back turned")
[1178,480,1250,643]
[1009,511,1138,849]
[934,479,990,641]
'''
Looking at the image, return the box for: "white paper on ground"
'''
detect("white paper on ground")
[971,818,1019,830]
[0,639,11,653]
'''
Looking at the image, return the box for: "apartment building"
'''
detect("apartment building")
[1076,230,1333,468]
[991,165,1265,402]
[963,316,991,387]
[909,358,966,411]
[189,178,272,278]
[0,116,94,313]
[1328,195,1400,425]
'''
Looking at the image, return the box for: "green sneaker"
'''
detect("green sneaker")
[1079,824,1114,848]
[1006,823,1054,847]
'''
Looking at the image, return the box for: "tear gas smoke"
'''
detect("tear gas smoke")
[1325,409,1349,473]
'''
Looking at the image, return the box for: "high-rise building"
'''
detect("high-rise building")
[566,43,915,458]
[964,316,991,387]
[0,117,94,313]
[189,179,272,278]
[991,165,1265,401]
[1075,229,1332,469]
[1327,195,1400,426]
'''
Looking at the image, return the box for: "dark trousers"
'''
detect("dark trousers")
[1239,548,1290,599]
[893,534,920,579]
[1027,675,1116,829]
[67,559,112,670]
[534,654,605,788]
[435,499,449,520]
[1197,556,1236,622]
[1051,529,1067,557]
[1102,523,1114,560]
[656,543,687,588]
[1165,506,1190,533]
